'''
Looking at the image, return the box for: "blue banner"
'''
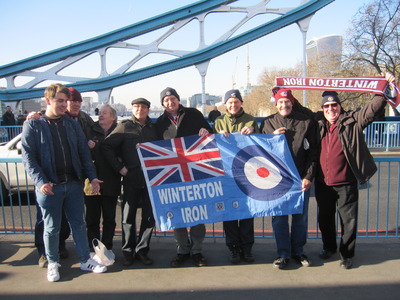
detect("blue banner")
[137,133,304,231]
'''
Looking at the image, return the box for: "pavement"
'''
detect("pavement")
[1,234,400,300]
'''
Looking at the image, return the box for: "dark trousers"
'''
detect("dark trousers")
[223,218,254,253]
[35,200,70,257]
[315,181,359,259]
[84,194,118,251]
[121,184,155,257]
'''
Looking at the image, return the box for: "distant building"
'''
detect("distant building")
[241,84,254,97]
[189,93,222,108]
[81,96,93,114]
[19,98,43,114]
[306,34,342,65]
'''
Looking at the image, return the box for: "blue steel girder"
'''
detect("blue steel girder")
[0,0,334,101]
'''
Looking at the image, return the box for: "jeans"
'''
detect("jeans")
[35,181,90,264]
[272,190,310,258]
[35,200,71,257]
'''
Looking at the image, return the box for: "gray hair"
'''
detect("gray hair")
[100,104,117,120]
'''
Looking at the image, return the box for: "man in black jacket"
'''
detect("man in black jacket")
[261,89,317,269]
[156,87,212,268]
[102,98,157,267]
[85,104,121,253]
[2,106,16,125]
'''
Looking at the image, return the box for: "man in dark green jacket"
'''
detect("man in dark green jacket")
[214,89,259,264]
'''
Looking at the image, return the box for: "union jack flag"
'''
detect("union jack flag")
[138,134,225,186]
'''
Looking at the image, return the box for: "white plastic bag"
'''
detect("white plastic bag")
[92,238,115,266]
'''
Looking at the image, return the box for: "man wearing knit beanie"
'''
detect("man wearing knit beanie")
[213,88,259,264]
[274,88,295,106]
[287,72,395,270]
[160,87,180,106]
[260,88,317,270]
[155,87,212,268]
[224,89,243,103]
[66,87,94,140]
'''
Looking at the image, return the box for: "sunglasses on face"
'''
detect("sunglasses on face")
[322,103,338,109]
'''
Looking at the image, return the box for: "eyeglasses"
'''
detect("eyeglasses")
[322,103,338,109]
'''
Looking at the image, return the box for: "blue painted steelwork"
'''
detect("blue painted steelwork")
[1,156,400,239]
[0,0,234,78]
[0,0,334,101]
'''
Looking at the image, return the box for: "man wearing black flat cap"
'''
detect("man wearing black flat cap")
[156,87,212,268]
[102,97,158,267]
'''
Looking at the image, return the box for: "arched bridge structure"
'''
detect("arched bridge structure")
[0,0,334,106]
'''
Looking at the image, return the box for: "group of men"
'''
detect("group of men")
[21,71,396,282]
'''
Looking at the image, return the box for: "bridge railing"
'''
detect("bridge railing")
[2,120,400,151]
[0,126,23,143]
[363,121,400,150]
[1,157,399,239]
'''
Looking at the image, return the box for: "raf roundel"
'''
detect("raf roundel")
[232,145,294,201]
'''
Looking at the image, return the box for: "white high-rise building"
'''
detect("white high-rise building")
[306,34,343,63]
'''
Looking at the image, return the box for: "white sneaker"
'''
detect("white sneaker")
[80,258,107,273]
[47,262,60,282]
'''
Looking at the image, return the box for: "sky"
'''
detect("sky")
[0,0,371,109]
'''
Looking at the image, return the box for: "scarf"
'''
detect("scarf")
[274,76,400,112]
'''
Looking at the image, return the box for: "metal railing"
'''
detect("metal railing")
[1,157,399,239]
[364,121,400,151]
[0,126,23,143]
[2,121,400,151]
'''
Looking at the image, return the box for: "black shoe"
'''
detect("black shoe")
[292,254,311,267]
[192,253,207,267]
[319,249,336,260]
[273,257,289,269]
[170,253,190,267]
[135,252,153,265]
[340,258,353,269]
[59,247,69,259]
[229,249,241,264]
[242,252,255,263]
[122,255,134,266]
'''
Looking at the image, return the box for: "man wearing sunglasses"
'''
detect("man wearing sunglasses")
[295,72,395,269]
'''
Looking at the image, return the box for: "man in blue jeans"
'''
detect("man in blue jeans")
[22,83,107,282]
[260,88,318,269]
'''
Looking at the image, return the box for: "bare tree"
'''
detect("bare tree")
[344,0,400,78]
[244,0,399,117]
